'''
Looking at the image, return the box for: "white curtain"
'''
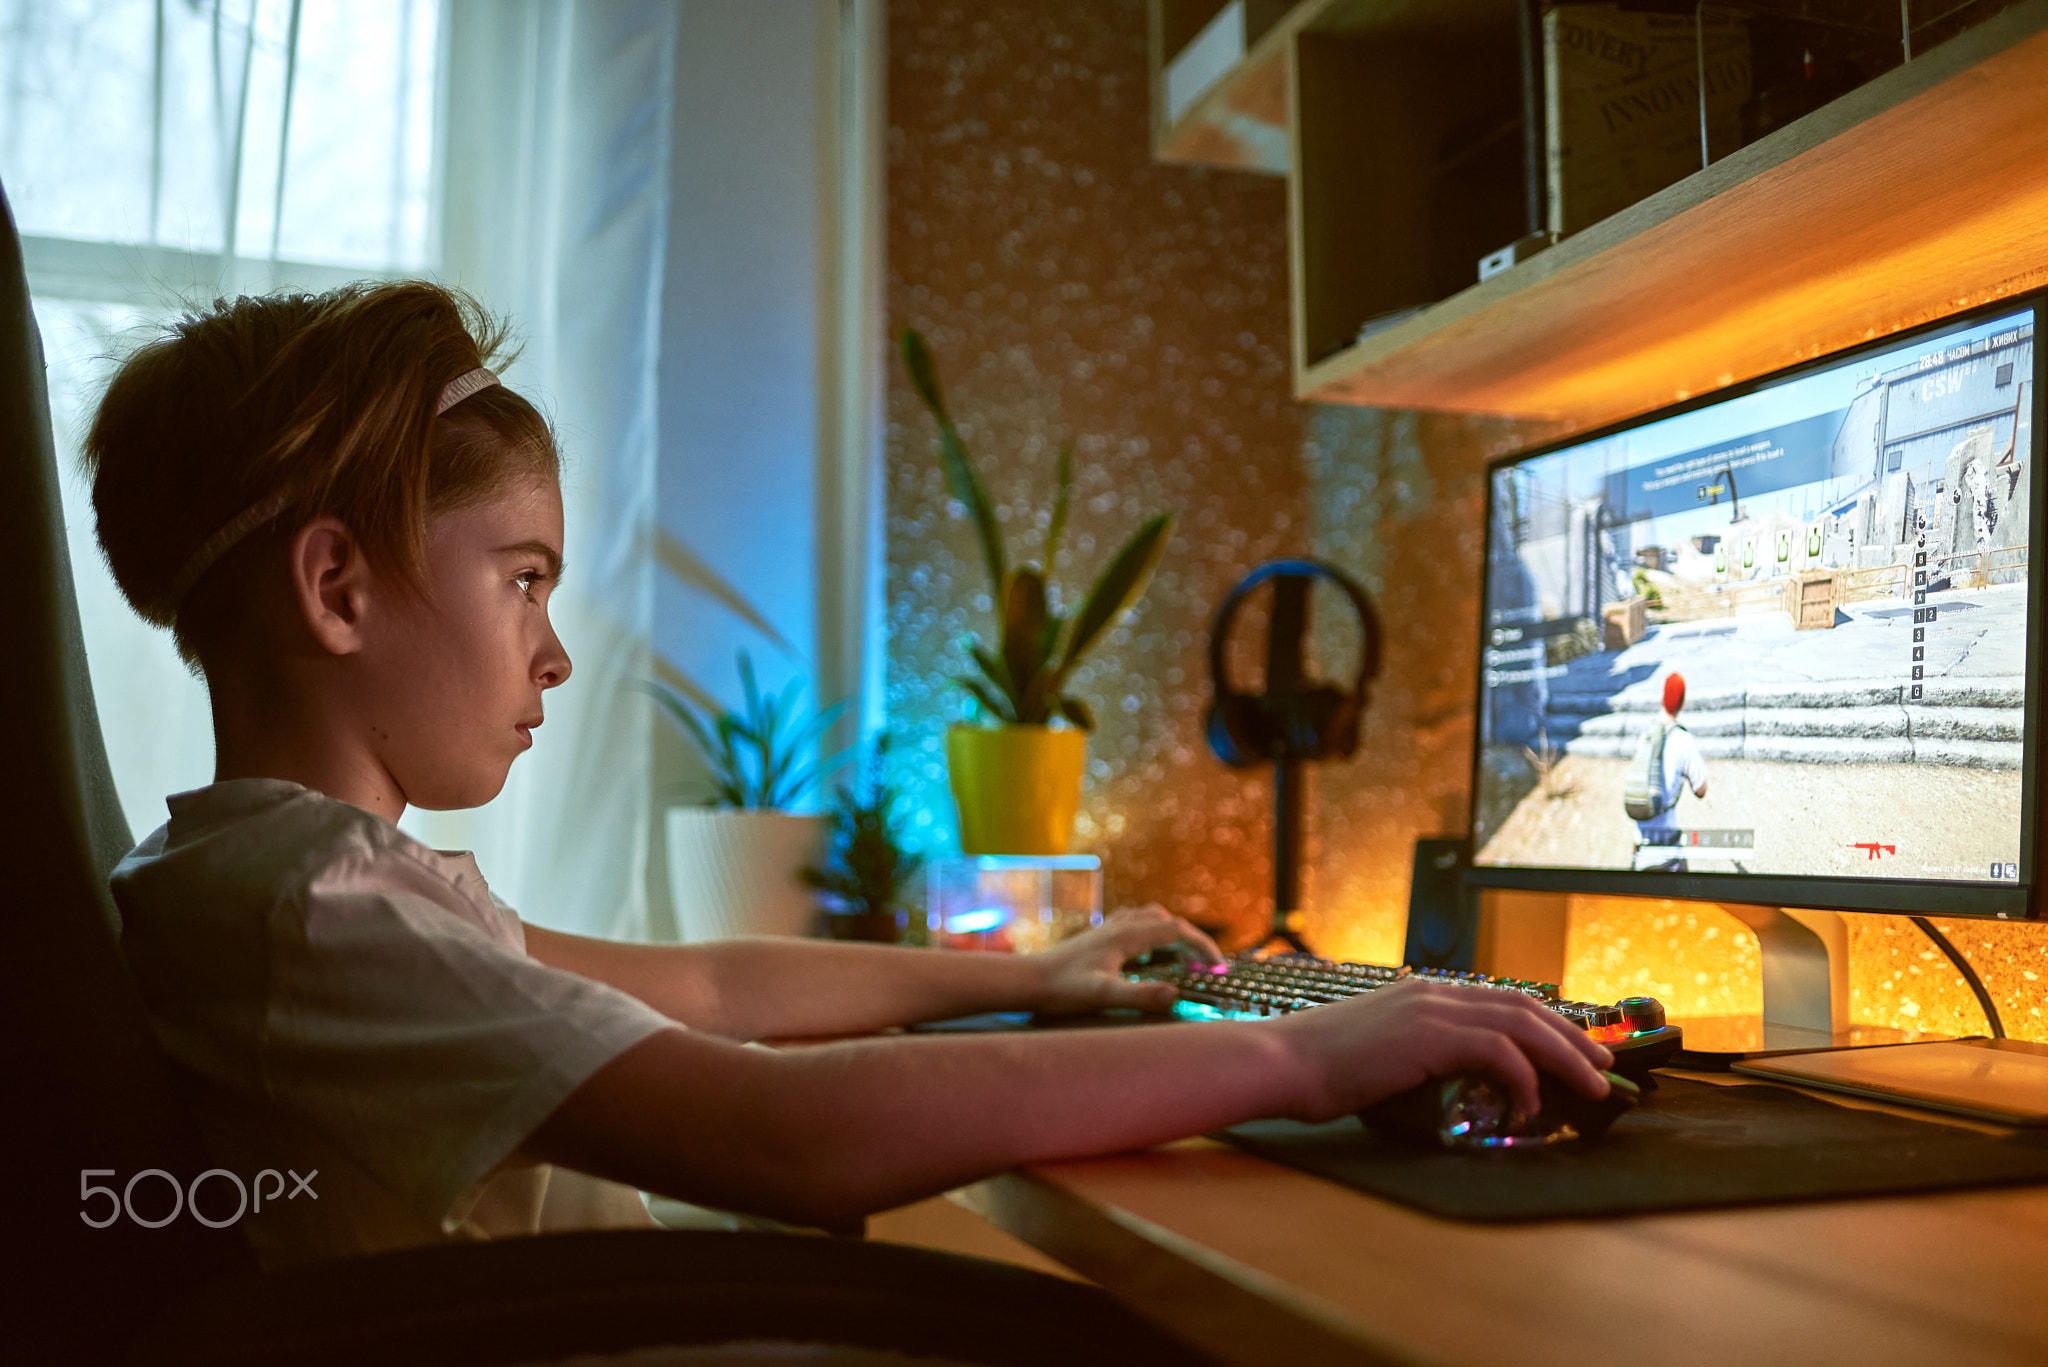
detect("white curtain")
[403,0,676,942]
[7,0,676,940]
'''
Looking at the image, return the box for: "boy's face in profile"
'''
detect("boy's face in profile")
[360,473,571,811]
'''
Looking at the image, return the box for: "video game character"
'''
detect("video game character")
[1624,672,1709,871]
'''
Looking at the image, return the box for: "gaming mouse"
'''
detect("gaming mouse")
[1360,1069,1640,1149]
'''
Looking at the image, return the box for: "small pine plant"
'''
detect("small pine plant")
[802,738,925,942]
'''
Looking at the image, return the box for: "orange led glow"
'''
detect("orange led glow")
[1564,897,2048,1045]
[1589,1023,1631,1045]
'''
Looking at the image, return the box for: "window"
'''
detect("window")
[4,0,437,266]
[3,0,443,835]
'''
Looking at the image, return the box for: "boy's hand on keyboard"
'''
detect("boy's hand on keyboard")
[1034,905,1225,1014]
[1271,978,1614,1123]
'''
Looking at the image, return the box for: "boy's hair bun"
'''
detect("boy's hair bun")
[83,281,556,662]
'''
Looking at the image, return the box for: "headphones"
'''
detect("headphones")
[1205,558,1381,769]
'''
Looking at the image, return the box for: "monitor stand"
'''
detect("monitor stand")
[1672,905,2048,1124]
[1672,905,1932,1066]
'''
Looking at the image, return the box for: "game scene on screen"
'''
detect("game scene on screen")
[1474,311,2035,883]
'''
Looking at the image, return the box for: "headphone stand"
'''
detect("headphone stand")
[1206,559,1381,959]
[1260,573,1312,952]
[1263,754,1311,953]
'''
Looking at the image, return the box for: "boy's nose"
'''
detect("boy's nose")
[537,627,572,688]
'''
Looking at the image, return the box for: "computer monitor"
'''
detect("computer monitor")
[1467,293,2044,1098]
[1470,295,2040,922]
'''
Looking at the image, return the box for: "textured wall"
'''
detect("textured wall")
[885,0,1303,943]
[884,0,2048,1035]
[1298,406,1562,961]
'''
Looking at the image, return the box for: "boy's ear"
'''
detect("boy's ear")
[289,517,373,656]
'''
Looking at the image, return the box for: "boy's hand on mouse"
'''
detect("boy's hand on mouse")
[1266,978,1614,1123]
[1031,904,1225,1015]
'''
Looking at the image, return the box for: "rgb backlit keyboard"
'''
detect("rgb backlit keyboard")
[1127,951,1680,1057]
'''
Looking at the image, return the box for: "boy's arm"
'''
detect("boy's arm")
[522,906,1223,1040]
[519,978,1614,1226]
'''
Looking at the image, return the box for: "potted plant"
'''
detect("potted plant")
[801,737,925,943]
[900,328,1173,854]
[646,652,852,942]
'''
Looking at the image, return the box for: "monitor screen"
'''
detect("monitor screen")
[1471,300,2040,918]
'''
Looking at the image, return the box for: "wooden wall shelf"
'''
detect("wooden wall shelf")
[1302,3,2048,428]
[1150,1,1512,175]
[1152,0,2048,430]
[1150,1,1303,174]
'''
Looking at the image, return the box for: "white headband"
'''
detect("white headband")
[160,367,500,616]
[435,366,500,415]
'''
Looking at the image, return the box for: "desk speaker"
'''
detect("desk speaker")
[1403,838,1477,971]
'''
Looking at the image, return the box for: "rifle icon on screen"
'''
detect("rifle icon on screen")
[1849,842,1897,860]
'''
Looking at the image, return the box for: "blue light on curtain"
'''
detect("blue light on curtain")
[7,0,677,941]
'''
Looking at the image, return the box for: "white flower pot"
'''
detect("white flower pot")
[664,809,827,942]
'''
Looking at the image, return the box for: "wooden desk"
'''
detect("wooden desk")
[954,1084,2048,1367]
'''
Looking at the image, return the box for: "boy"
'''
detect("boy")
[91,283,1612,1269]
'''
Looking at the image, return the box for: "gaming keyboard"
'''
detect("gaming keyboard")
[1127,951,1683,1075]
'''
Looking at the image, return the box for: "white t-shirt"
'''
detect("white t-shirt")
[1635,722,1708,837]
[111,778,680,1270]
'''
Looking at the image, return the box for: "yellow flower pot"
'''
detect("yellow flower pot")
[946,723,1087,855]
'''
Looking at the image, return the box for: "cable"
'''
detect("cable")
[1910,916,2005,1039]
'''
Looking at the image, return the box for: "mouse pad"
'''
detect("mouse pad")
[1219,1075,2048,1222]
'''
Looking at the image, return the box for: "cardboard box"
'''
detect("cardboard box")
[1789,570,1839,630]
[1602,595,1647,651]
[1546,5,1752,239]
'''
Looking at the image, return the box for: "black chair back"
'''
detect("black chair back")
[0,177,255,1364]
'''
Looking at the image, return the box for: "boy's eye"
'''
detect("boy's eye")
[515,571,543,600]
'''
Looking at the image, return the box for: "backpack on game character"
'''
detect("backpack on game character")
[1622,719,1675,821]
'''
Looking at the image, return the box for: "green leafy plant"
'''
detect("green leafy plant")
[1630,565,1665,609]
[645,651,853,809]
[900,327,1174,730]
[801,737,925,940]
